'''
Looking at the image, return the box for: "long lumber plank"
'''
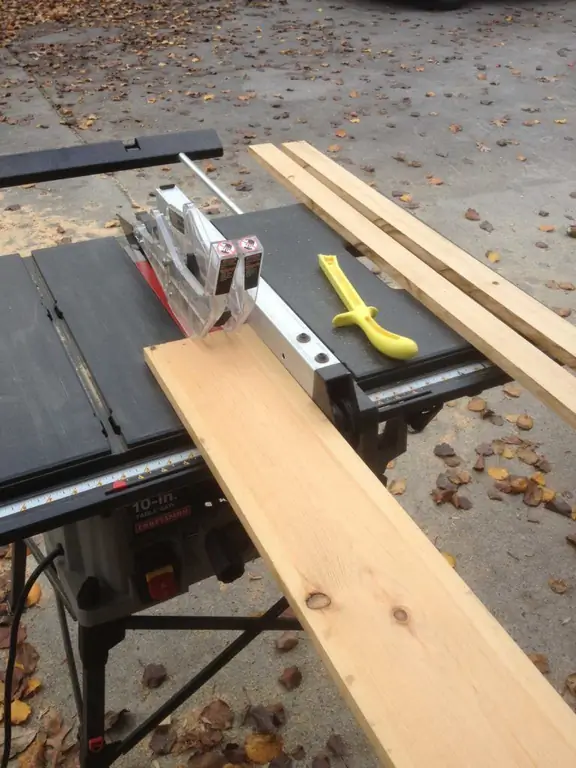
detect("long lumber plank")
[249,143,576,430]
[281,140,576,368]
[146,327,576,768]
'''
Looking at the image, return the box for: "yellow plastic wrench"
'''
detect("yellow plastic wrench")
[319,254,419,361]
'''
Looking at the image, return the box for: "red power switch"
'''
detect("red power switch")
[145,565,178,602]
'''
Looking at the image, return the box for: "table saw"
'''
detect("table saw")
[0,129,506,767]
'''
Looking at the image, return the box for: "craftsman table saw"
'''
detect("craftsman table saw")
[0,130,505,767]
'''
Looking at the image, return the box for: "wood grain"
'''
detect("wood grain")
[281,140,576,367]
[249,143,576,430]
[146,327,576,768]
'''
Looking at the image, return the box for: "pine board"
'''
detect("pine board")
[249,143,576,430]
[281,140,576,368]
[146,328,576,768]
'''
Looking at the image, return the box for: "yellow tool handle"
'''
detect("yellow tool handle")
[319,254,419,361]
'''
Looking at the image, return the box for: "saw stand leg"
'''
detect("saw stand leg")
[56,595,300,768]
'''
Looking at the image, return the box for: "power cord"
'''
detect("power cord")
[1,545,63,768]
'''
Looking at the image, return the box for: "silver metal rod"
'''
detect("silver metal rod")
[179,153,243,215]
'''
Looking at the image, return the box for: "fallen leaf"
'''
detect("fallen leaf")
[104,709,129,733]
[21,679,41,700]
[17,733,45,768]
[245,734,283,765]
[349,90,359,98]
[505,414,519,424]
[476,442,494,457]
[441,552,456,568]
[24,583,41,608]
[201,700,233,731]
[327,144,341,153]
[516,414,534,431]
[465,208,481,221]
[349,117,360,123]
[488,489,503,501]
[546,497,572,517]
[517,447,538,465]
[539,224,555,233]
[142,663,167,689]
[443,456,462,467]
[427,177,444,185]
[528,653,550,674]
[530,471,547,487]
[388,478,406,496]
[548,577,569,594]
[149,725,176,755]
[523,480,543,507]
[542,488,555,503]
[10,700,31,725]
[523,119,540,126]
[203,94,214,101]
[334,129,347,138]
[488,467,509,481]
[399,193,412,203]
[468,397,486,412]
[204,162,217,173]
[187,754,226,768]
[559,282,576,291]
[562,675,576,705]
[426,91,436,97]
[536,457,551,473]
[0,625,26,650]
[311,752,331,768]
[433,443,455,458]
[510,476,529,494]
[555,118,568,124]
[502,446,516,460]
[451,494,473,510]
[275,632,299,653]
[477,72,487,80]
[0,726,37,759]
[449,123,462,133]
[278,667,302,691]
[486,250,501,263]
[473,455,485,472]
[15,645,38,675]
[503,382,522,397]
[517,155,527,162]
[430,488,455,505]
[447,469,471,485]
[554,307,572,317]
[491,117,508,128]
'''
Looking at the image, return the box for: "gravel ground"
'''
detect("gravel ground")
[1,0,576,765]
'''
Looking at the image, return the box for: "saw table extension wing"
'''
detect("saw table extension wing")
[146,327,576,768]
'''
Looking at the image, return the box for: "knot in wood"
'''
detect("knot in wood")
[392,606,409,624]
[306,592,331,610]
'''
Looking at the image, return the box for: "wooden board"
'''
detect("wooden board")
[281,140,576,368]
[249,143,576,430]
[146,328,576,768]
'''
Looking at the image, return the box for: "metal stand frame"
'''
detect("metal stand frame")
[14,541,301,768]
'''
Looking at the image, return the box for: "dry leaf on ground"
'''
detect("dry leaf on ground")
[488,467,509,481]
[25,584,41,608]
[275,632,299,653]
[486,250,501,263]
[528,653,550,674]
[464,208,481,221]
[565,673,576,696]
[201,700,233,731]
[503,383,522,398]
[441,552,456,568]
[467,397,486,412]
[0,726,37,759]
[245,734,283,765]
[548,577,569,594]
[142,664,167,689]
[388,478,406,496]
[516,414,534,430]
[278,666,302,692]
[523,480,543,507]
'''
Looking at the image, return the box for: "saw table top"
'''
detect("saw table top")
[1,204,476,501]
